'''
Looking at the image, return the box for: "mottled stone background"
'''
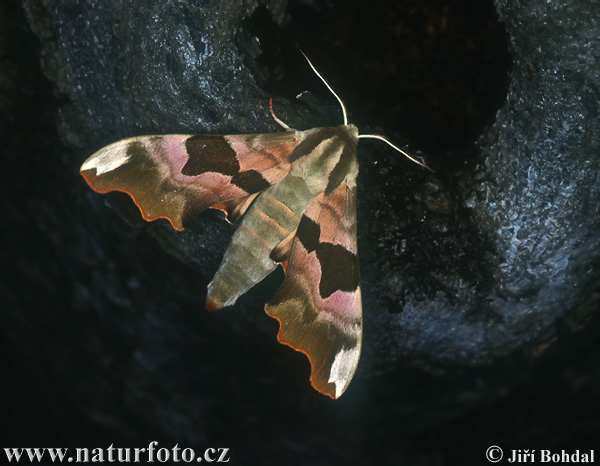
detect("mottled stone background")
[1,0,598,464]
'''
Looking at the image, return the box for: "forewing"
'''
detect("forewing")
[80,132,303,230]
[265,180,362,399]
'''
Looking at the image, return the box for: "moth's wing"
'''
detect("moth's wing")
[265,180,362,399]
[80,133,304,230]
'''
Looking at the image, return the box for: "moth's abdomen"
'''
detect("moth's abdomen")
[206,175,314,311]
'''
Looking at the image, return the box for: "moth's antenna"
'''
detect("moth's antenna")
[300,51,430,171]
[300,50,348,126]
[359,133,433,171]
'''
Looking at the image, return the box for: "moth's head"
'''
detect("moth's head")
[341,124,359,145]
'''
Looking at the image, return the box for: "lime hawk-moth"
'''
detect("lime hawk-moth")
[80,54,427,399]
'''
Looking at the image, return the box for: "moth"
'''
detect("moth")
[80,53,427,399]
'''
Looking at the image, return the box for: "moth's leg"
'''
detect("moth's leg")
[269,98,294,131]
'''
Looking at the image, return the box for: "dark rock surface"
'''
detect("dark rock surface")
[2,0,598,463]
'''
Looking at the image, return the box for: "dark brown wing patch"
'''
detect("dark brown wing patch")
[183,135,239,176]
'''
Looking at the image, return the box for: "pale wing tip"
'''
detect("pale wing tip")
[80,154,101,175]
[81,144,132,176]
[324,346,361,399]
